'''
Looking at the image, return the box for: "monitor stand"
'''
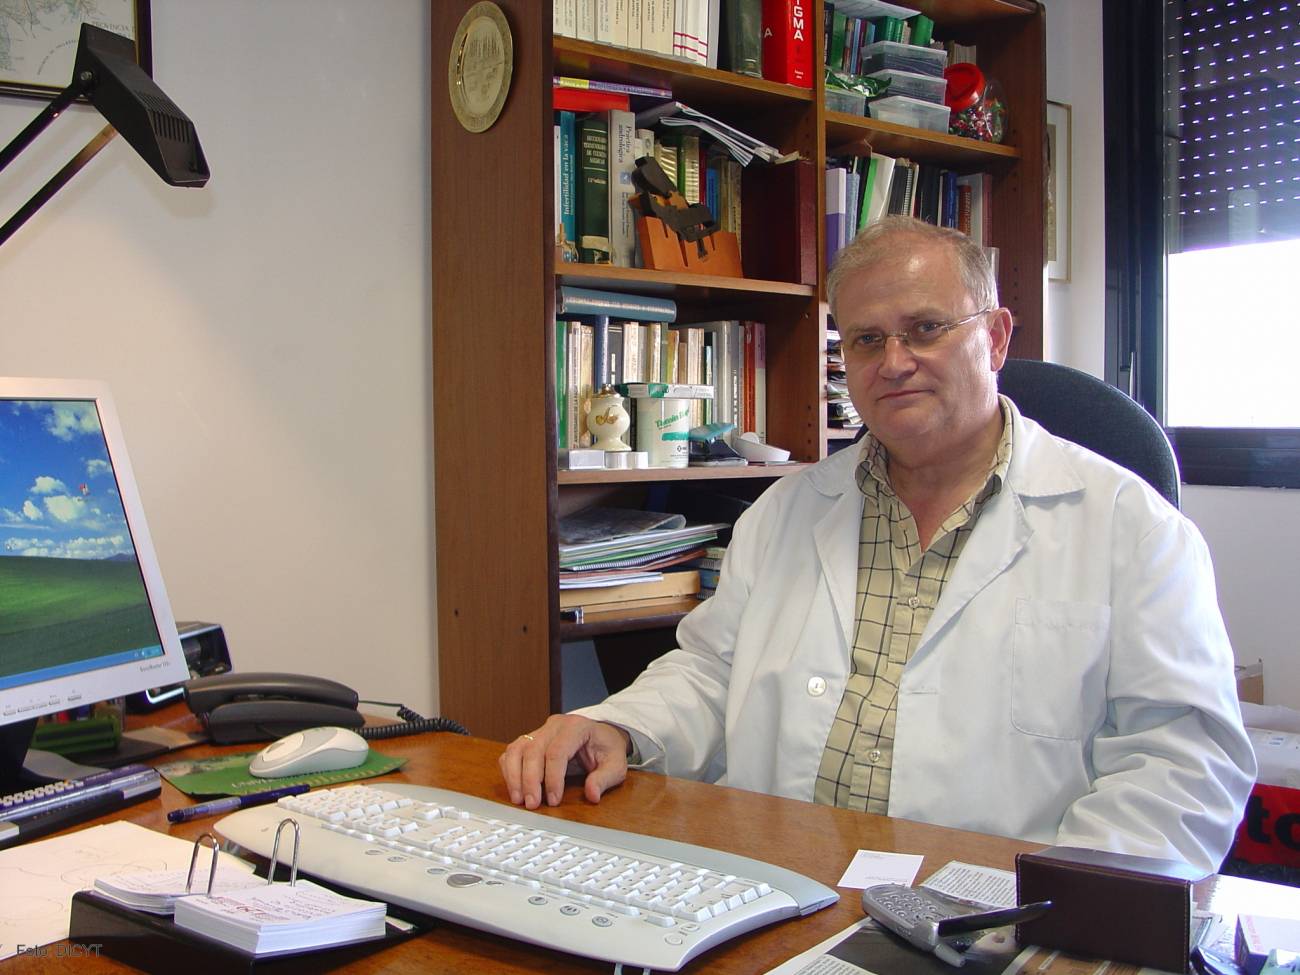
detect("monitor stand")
[1,721,170,792]
[0,718,37,794]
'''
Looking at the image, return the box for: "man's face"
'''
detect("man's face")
[834,241,1011,454]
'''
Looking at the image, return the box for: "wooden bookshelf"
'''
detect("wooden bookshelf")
[432,1,1045,741]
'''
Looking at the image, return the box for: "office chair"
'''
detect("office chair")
[996,358,1180,508]
[849,359,1181,508]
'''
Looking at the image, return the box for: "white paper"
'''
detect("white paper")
[764,918,876,975]
[920,860,1017,908]
[835,849,923,889]
[0,820,250,960]
[94,864,262,913]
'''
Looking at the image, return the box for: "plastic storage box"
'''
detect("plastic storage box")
[866,69,948,105]
[868,95,952,133]
[825,89,867,116]
[859,40,947,78]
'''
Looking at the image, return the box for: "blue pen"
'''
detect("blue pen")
[167,784,311,824]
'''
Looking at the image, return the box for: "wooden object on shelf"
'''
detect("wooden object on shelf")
[635,214,742,276]
[432,0,1046,742]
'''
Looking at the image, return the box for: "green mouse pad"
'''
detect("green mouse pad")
[158,750,407,797]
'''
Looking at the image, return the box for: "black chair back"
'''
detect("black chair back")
[848,359,1181,508]
[997,358,1181,508]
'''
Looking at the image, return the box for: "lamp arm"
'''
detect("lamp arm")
[0,71,96,174]
[0,124,117,247]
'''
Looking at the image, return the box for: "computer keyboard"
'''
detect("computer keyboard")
[215,783,838,971]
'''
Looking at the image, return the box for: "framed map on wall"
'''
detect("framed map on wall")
[0,0,151,99]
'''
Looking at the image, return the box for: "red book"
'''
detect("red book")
[552,87,631,113]
[760,0,813,89]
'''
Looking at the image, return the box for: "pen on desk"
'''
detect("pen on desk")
[167,784,311,824]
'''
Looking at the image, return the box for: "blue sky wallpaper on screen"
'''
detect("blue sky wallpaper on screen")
[0,400,136,561]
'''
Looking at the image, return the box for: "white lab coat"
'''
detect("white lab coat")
[577,401,1256,874]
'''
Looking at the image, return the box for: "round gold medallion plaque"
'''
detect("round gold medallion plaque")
[448,2,513,133]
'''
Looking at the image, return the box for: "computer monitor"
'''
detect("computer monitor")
[0,378,189,792]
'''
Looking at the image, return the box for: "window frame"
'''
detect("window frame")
[1102,0,1300,489]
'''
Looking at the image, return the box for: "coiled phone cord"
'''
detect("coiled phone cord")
[356,700,470,738]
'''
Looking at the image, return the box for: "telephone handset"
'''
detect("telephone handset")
[183,671,471,744]
[183,671,365,744]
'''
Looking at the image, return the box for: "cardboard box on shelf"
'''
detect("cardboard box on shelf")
[1237,660,1265,705]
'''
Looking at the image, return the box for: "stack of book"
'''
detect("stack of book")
[558,507,728,616]
[825,326,860,432]
[825,151,992,254]
[554,91,773,270]
[554,286,767,450]
[687,545,728,599]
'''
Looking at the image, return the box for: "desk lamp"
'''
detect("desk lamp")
[0,22,209,247]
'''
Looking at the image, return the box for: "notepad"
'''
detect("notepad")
[172,879,387,956]
[93,864,263,915]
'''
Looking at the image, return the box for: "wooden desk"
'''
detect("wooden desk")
[8,720,1300,974]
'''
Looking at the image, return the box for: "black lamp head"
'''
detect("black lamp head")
[73,22,209,187]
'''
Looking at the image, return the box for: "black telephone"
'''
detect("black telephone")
[183,671,366,744]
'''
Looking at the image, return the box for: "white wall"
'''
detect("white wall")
[1040,0,1300,707]
[0,2,438,714]
[1040,0,1106,376]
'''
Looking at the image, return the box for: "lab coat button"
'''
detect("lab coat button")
[806,677,827,697]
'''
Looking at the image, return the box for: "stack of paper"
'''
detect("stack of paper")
[93,864,262,915]
[173,879,386,956]
[560,523,728,571]
[634,101,785,166]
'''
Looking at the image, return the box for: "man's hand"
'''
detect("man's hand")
[499,714,631,809]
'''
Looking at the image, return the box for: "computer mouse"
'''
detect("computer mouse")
[248,726,370,778]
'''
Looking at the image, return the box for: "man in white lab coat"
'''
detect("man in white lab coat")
[501,217,1255,873]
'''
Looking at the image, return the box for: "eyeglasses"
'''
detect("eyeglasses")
[844,309,993,359]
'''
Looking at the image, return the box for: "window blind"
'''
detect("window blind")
[1167,0,1300,251]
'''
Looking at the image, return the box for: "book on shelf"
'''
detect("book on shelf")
[172,879,388,957]
[556,286,677,322]
[553,321,595,448]
[577,0,597,40]
[553,87,631,113]
[559,569,701,609]
[554,76,673,99]
[577,114,612,264]
[608,108,639,267]
[641,0,675,55]
[721,0,762,76]
[556,110,579,262]
[559,506,686,545]
[751,320,766,441]
[555,0,578,39]
[825,166,848,271]
[760,0,813,88]
[618,381,714,399]
[555,321,568,448]
[560,522,727,569]
[596,0,631,47]
[955,171,991,245]
[628,0,643,48]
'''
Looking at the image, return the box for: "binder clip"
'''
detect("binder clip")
[267,817,301,886]
[629,157,742,277]
[186,832,222,896]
